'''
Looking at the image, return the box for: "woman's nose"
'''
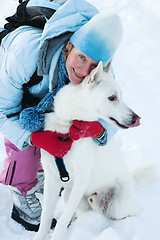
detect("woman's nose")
[80,65,91,76]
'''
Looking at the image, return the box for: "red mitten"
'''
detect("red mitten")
[31,131,73,158]
[69,120,104,141]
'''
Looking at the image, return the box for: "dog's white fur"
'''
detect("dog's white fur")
[34,62,155,240]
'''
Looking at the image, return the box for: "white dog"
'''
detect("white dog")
[34,62,154,240]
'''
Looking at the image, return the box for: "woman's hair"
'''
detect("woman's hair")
[63,41,74,61]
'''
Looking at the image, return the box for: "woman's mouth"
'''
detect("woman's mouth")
[73,69,84,78]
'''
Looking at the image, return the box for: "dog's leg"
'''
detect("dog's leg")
[88,179,141,220]
[50,177,90,240]
[34,167,61,240]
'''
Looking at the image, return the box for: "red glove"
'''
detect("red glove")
[69,120,104,141]
[31,131,73,158]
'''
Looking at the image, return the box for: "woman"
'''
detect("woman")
[0,0,123,231]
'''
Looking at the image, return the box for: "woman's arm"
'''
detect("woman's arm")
[0,26,42,150]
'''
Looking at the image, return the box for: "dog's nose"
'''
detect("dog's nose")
[126,114,141,128]
[134,116,141,127]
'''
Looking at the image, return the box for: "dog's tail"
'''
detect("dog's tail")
[131,162,157,189]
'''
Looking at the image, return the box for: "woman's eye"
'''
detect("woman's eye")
[80,55,85,61]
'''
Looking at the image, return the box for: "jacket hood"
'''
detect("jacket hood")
[40,0,98,43]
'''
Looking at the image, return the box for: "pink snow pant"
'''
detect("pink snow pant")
[0,138,43,197]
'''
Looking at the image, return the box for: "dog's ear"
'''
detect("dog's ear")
[86,61,103,88]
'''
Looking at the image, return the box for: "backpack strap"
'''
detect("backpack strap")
[22,69,43,107]
[6,69,43,118]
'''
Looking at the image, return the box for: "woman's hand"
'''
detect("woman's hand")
[69,120,104,141]
[31,131,73,158]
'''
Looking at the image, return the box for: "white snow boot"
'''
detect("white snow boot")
[10,183,42,231]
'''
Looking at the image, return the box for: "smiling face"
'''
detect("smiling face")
[65,42,98,85]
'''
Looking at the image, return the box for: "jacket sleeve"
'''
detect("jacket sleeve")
[0,50,33,150]
[0,26,42,150]
[93,119,118,146]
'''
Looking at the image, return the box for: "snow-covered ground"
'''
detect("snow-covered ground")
[0,0,160,239]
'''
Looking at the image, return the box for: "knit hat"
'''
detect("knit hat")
[70,12,123,67]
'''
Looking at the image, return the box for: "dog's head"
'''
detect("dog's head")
[80,61,140,128]
[54,61,140,129]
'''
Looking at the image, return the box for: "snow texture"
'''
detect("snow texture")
[0,0,160,239]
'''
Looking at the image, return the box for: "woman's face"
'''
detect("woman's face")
[65,46,98,85]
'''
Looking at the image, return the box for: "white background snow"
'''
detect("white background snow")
[0,0,160,239]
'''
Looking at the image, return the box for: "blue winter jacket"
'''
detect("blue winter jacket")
[0,0,117,150]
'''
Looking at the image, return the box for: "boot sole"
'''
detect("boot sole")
[11,205,40,231]
[11,205,57,231]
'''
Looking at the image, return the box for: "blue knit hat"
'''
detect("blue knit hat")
[70,12,123,67]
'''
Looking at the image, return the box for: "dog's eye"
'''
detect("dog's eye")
[108,95,117,101]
